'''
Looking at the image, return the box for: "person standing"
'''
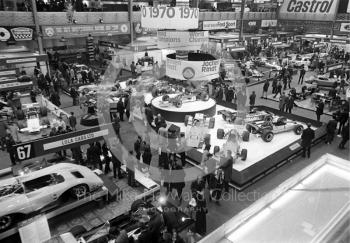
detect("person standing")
[338,122,349,149]
[301,123,315,158]
[298,67,306,84]
[70,87,78,106]
[5,134,17,165]
[271,77,278,94]
[262,80,269,99]
[136,63,142,76]
[126,151,136,187]
[249,91,256,111]
[315,100,324,122]
[112,115,122,143]
[116,99,125,121]
[69,112,77,131]
[134,136,142,160]
[325,118,338,144]
[194,190,207,236]
[123,95,130,120]
[285,94,294,113]
[219,150,234,193]
[274,81,283,98]
[130,61,136,78]
[279,92,287,111]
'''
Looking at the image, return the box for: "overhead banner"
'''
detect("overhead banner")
[261,20,278,27]
[279,0,339,21]
[0,27,34,42]
[202,20,237,30]
[166,58,220,81]
[41,23,130,39]
[157,30,209,51]
[141,6,199,30]
[340,23,350,32]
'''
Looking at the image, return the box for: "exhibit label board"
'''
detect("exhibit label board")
[166,58,220,81]
[279,0,339,21]
[157,30,209,50]
[141,6,199,29]
[202,20,237,30]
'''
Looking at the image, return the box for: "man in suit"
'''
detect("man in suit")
[219,150,234,192]
[315,100,324,122]
[301,123,315,158]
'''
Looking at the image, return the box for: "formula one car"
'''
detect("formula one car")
[216,129,248,161]
[161,91,209,108]
[245,117,304,142]
[218,109,274,123]
[0,163,103,231]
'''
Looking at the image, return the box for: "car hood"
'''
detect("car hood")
[0,194,29,216]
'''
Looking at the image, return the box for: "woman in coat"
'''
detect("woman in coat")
[194,192,207,235]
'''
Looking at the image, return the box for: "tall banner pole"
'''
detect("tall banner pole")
[31,0,44,54]
[239,0,246,43]
[129,0,134,45]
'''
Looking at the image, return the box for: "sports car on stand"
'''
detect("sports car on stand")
[292,56,311,68]
[0,163,103,231]
[305,75,348,88]
[218,109,274,123]
[246,117,304,142]
[216,129,248,161]
[260,57,282,71]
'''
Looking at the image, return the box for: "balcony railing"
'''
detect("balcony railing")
[0,11,277,26]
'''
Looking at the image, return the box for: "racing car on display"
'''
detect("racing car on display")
[245,117,304,142]
[254,57,282,71]
[216,129,248,161]
[218,109,274,123]
[160,91,209,108]
[0,163,104,231]
[291,55,311,68]
[305,75,348,88]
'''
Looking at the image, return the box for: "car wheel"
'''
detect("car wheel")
[0,215,13,231]
[294,125,304,135]
[262,130,274,142]
[246,124,258,134]
[222,114,227,121]
[264,115,273,122]
[71,185,88,199]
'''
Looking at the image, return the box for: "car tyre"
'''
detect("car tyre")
[262,130,274,142]
[0,215,14,231]
[246,124,258,134]
[240,149,248,161]
[294,125,304,135]
[71,185,88,199]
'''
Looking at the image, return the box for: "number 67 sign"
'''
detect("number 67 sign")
[141,6,199,30]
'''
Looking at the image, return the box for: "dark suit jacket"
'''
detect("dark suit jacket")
[301,128,315,147]
[220,156,233,182]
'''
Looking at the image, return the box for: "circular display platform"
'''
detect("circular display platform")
[151,94,216,122]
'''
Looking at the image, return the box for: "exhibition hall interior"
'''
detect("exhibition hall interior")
[0,0,349,242]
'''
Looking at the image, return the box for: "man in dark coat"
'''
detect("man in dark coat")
[134,136,142,160]
[298,67,306,84]
[219,150,234,192]
[116,99,125,121]
[301,123,315,158]
[338,122,349,149]
[315,100,324,122]
[249,91,256,111]
[262,80,269,99]
[144,104,154,126]
[69,112,77,131]
[325,119,338,144]
[285,94,294,113]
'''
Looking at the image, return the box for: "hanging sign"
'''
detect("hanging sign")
[340,23,350,32]
[202,20,237,30]
[141,6,199,30]
[157,30,209,50]
[279,0,339,21]
[166,57,220,81]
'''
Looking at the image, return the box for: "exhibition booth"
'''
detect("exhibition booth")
[199,154,350,243]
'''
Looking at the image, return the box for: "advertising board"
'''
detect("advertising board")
[157,30,209,51]
[166,58,220,81]
[141,6,199,29]
[279,0,339,21]
[202,20,237,30]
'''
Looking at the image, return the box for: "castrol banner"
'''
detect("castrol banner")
[157,30,209,51]
[166,58,220,81]
[279,0,339,21]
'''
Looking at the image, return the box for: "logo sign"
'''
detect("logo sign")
[0,28,11,42]
[279,0,339,21]
[261,20,278,27]
[326,63,343,72]
[7,58,37,64]
[10,27,33,41]
[41,23,130,38]
[166,57,220,81]
[248,21,257,26]
[340,23,350,32]
[202,20,237,30]
[157,30,209,51]
[141,6,199,30]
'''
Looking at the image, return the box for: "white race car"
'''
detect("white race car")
[0,163,103,231]
[292,56,311,68]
